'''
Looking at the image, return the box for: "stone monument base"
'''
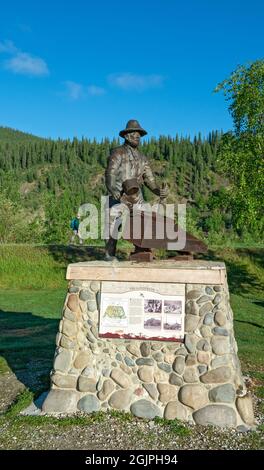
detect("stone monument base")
[42,260,255,428]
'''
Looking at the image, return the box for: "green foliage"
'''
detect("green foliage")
[109,409,133,421]
[0,123,263,242]
[5,389,34,418]
[44,191,74,244]
[215,60,264,234]
[0,126,42,144]
[0,126,228,243]
[215,60,264,136]
[216,132,264,233]
[204,210,225,234]
[154,416,191,436]
[0,192,44,243]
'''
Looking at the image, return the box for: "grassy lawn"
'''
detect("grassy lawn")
[0,244,263,381]
[212,247,264,372]
[231,293,264,369]
[0,244,263,449]
[0,289,65,381]
[0,245,67,290]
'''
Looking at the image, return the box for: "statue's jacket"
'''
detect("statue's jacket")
[105,143,156,206]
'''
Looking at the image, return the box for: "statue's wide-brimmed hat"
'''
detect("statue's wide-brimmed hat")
[119,119,147,138]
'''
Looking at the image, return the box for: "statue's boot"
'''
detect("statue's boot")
[104,237,118,261]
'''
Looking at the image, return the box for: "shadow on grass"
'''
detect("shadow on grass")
[0,309,58,394]
[47,244,128,264]
[253,300,264,308]
[235,319,264,329]
[238,248,264,269]
[201,248,264,297]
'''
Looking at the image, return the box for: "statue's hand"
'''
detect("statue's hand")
[111,191,121,201]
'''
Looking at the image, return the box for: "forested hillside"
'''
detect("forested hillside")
[0,126,238,244]
[0,126,42,144]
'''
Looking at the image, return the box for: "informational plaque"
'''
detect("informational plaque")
[99,281,185,342]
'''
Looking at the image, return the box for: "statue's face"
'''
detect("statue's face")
[125,131,141,148]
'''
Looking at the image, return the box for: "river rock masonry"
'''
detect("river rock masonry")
[42,260,255,429]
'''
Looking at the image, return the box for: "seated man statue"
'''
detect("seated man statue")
[105,119,168,261]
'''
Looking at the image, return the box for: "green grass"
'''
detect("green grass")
[0,244,263,421]
[109,409,134,422]
[0,389,107,428]
[0,245,67,289]
[220,248,264,298]
[214,247,264,372]
[0,288,65,383]
[250,371,264,382]
[154,416,191,436]
[231,293,264,368]
[12,410,107,428]
[4,389,34,418]
[255,387,264,399]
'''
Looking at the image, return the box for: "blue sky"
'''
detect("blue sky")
[0,0,263,140]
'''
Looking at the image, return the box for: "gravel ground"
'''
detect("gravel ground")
[0,413,263,450]
[0,372,263,450]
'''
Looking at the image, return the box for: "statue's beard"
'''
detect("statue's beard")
[125,138,139,148]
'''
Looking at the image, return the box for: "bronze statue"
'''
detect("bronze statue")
[105,119,168,260]
[105,119,207,261]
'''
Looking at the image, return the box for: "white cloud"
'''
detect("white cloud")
[64,81,84,100]
[0,39,49,77]
[87,85,106,96]
[0,40,18,54]
[63,82,106,100]
[108,73,165,91]
[5,52,49,76]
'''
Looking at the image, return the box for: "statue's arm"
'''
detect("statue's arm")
[105,151,122,200]
[142,157,160,195]
[143,156,169,198]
